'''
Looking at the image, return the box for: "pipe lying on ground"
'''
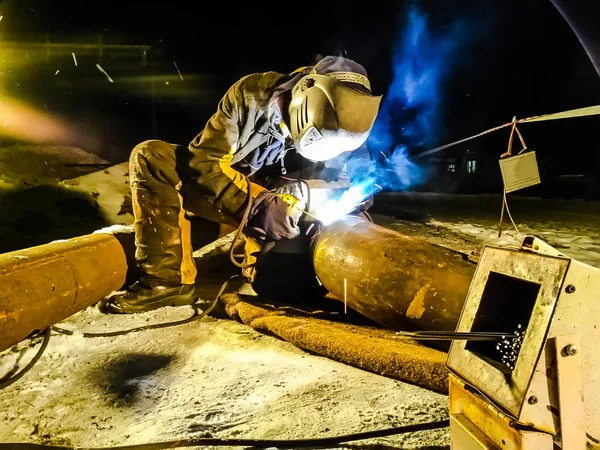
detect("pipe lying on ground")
[0,232,128,352]
[313,216,476,337]
[0,222,237,354]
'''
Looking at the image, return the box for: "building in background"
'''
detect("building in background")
[417,144,600,199]
[420,146,501,194]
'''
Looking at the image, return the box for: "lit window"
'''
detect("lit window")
[467,160,477,173]
[447,163,456,173]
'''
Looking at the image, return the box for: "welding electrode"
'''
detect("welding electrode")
[393,331,518,341]
[277,193,320,221]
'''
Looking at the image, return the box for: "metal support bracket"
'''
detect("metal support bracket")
[521,236,566,257]
[555,333,586,450]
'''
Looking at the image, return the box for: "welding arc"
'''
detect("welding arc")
[0,419,450,449]
[393,331,517,341]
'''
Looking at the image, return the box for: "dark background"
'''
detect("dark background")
[1,0,599,196]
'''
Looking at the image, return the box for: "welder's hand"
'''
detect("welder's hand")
[276,182,307,210]
[246,190,301,242]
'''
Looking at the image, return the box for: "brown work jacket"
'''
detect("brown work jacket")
[180,70,358,222]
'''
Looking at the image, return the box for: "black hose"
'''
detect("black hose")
[229,183,257,269]
[51,310,203,338]
[0,419,449,449]
[51,276,238,338]
[1,276,240,388]
[0,328,51,389]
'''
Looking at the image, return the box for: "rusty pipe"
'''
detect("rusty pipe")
[0,232,128,352]
[313,216,476,337]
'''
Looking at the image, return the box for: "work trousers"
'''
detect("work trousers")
[129,140,235,285]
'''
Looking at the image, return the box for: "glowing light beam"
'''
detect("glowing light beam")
[0,95,75,143]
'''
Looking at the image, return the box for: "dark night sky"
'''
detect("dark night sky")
[1,0,600,186]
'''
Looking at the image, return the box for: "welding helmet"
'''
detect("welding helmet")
[289,69,382,162]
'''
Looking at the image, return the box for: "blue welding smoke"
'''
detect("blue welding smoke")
[315,3,471,224]
[361,2,468,191]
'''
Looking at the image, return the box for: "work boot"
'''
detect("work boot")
[98,279,199,314]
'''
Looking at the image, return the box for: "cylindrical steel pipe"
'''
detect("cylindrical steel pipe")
[313,216,476,334]
[0,232,128,352]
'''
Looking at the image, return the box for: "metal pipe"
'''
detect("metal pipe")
[313,216,476,337]
[0,233,128,352]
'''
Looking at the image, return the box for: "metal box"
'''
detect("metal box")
[447,238,600,448]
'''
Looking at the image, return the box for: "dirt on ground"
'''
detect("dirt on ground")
[0,305,450,450]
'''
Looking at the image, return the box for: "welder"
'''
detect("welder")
[99,55,382,314]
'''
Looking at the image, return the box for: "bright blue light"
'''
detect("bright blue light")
[314,2,469,224]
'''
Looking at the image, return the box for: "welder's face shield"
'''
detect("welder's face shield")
[289,73,382,162]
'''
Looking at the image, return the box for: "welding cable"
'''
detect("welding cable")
[1,276,241,389]
[0,328,51,390]
[0,418,450,449]
[51,276,241,338]
[228,183,257,269]
[299,178,311,213]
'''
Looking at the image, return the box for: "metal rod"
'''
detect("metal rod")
[393,331,518,341]
[300,209,320,221]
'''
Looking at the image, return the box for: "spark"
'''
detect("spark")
[380,151,388,159]
[173,61,183,80]
[72,53,78,66]
[496,324,526,370]
[305,223,315,235]
[96,64,114,83]
[55,70,60,75]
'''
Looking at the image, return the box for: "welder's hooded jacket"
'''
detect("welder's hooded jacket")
[178,57,370,222]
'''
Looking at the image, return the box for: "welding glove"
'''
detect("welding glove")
[245,190,301,243]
